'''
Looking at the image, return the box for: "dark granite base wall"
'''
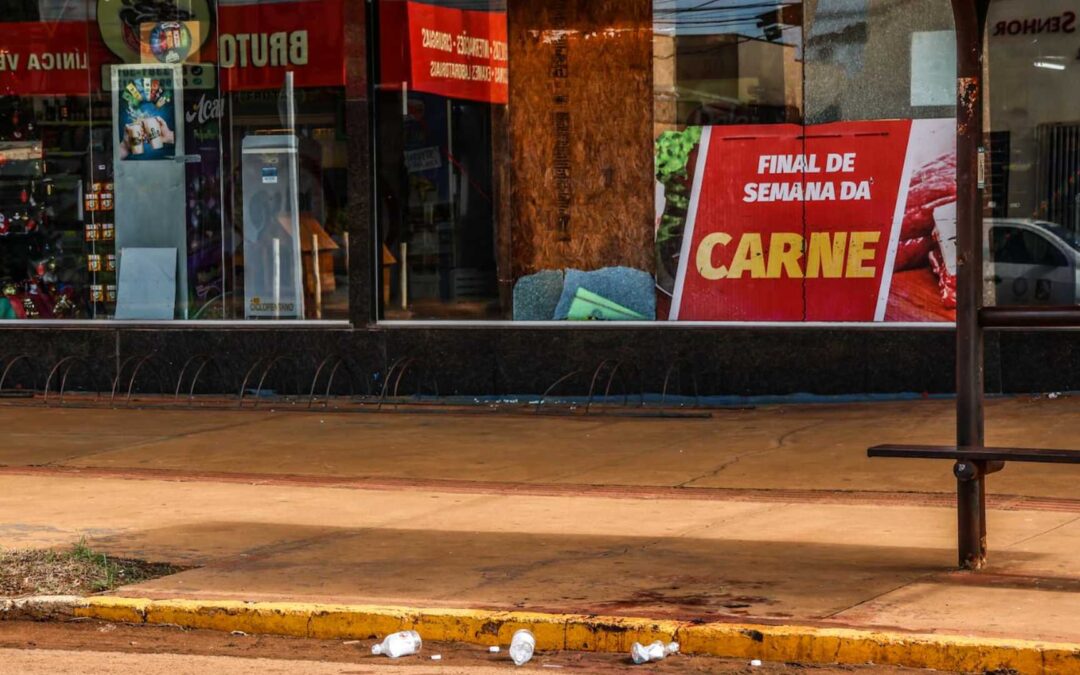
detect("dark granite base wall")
[0,324,1055,399]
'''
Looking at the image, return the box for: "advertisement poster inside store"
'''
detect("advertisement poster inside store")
[96,0,211,65]
[113,65,179,161]
[662,118,956,323]
[140,20,201,64]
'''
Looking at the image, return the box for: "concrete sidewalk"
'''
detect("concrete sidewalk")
[5,394,1080,497]
[1,397,1080,659]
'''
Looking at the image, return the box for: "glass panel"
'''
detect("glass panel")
[653,0,803,127]
[0,4,93,319]
[984,0,1080,307]
[0,0,350,320]
[991,226,1068,267]
[374,0,505,320]
[805,0,956,123]
[653,0,803,310]
[372,0,956,323]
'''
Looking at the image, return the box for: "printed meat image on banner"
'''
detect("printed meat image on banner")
[667,118,956,322]
[884,119,957,321]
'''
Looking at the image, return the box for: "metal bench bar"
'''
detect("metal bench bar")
[869,444,1080,464]
[980,306,1080,328]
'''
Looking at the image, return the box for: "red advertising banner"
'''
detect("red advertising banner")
[670,119,957,323]
[0,0,345,96]
[382,0,508,104]
[211,0,345,92]
[0,22,107,95]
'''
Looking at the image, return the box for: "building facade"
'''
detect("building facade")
[0,0,1073,398]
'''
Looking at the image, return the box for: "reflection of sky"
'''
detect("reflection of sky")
[653,0,800,39]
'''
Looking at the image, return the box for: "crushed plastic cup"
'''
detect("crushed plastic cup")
[371,630,422,658]
[750,658,763,667]
[509,629,536,666]
[630,640,679,664]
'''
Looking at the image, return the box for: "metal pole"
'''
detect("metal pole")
[312,233,322,320]
[952,0,989,570]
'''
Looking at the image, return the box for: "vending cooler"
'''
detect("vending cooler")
[241,134,304,319]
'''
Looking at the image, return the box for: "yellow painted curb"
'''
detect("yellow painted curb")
[74,597,1080,674]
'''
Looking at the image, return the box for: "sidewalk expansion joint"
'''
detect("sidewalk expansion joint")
[9,464,1080,513]
[53,596,1080,674]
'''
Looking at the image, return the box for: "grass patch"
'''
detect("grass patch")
[0,541,185,597]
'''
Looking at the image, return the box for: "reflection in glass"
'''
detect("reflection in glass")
[653,0,804,127]
[984,0,1080,307]
[804,0,955,123]
[0,0,350,320]
[375,0,506,320]
[370,0,959,323]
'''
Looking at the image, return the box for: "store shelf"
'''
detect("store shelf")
[36,120,95,127]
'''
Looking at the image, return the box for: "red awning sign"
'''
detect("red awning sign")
[0,0,346,96]
[382,0,508,104]
[0,22,106,95]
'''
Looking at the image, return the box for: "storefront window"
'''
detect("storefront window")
[983,1,1080,308]
[374,0,957,324]
[0,0,350,321]
[374,0,505,320]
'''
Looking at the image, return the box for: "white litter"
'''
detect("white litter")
[630,641,679,664]
[430,655,442,661]
[488,646,501,653]
[751,658,763,667]
[509,629,536,666]
[371,630,422,658]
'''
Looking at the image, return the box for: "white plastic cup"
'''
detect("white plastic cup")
[371,630,422,658]
[509,629,536,666]
[631,640,677,664]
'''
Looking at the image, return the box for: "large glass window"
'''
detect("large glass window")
[375,0,506,320]
[0,0,350,321]
[983,0,1080,308]
[374,0,957,323]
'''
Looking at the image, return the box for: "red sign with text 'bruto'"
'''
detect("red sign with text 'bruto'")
[0,0,346,96]
[671,121,913,322]
[405,1,508,104]
[211,0,345,92]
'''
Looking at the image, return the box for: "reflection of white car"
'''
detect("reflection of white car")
[985,218,1080,306]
